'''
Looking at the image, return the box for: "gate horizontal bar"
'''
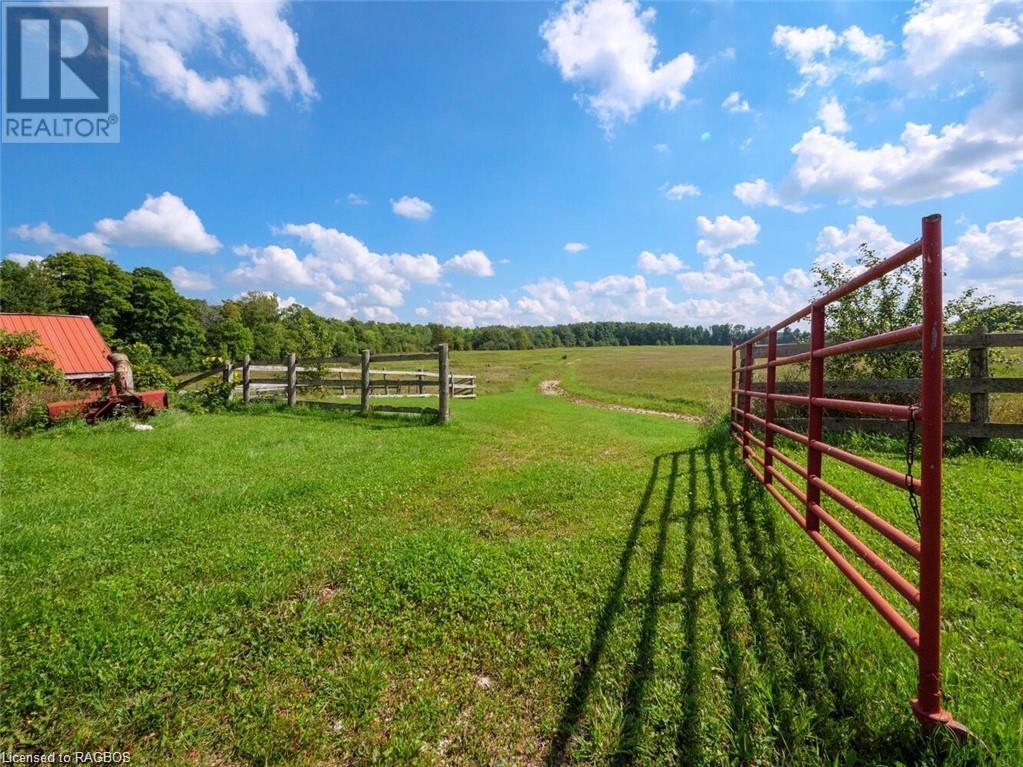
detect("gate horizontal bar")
[811,502,921,608]
[811,475,921,559]
[811,438,922,493]
[806,527,920,651]
[813,242,923,309]
[816,324,923,359]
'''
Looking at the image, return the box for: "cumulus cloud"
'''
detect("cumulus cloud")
[636,250,683,274]
[676,253,762,292]
[445,249,495,277]
[814,215,908,269]
[817,96,849,134]
[944,217,1023,300]
[722,91,750,113]
[772,23,889,97]
[95,193,221,253]
[653,143,670,153]
[540,0,696,132]
[122,1,316,115]
[169,265,214,292]
[346,193,368,205]
[564,242,589,253]
[432,296,514,327]
[695,215,760,256]
[5,253,44,266]
[231,244,315,287]
[11,192,219,256]
[10,222,109,255]
[229,223,492,321]
[391,195,434,221]
[663,183,700,200]
[752,2,1023,207]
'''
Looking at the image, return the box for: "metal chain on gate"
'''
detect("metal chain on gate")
[905,403,921,530]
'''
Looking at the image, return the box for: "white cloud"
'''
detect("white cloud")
[695,214,760,256]
[676,253,762,292]
[12,192,219,256]
[817,96,849,134]
[722,91,750,113]
[5,253,44,266]
[391,195,434,221]
[757,3,1023,207]
[169,265,214,292]
[564,241,589,253]
[122,1,316,115]
[815,215,908,269]
[95,193,221,253]
[10,222,108,254]
[346,193,368,205]
[433,296,514,327]
[773,23,890,97]
[230,244,315,287]
[230,223,489,321]
[783,268,814,290]
[944,217,1023,301]
[653,143,670,153]
[445,249,495,277]
[636,250,683,274]
[663,183,700,200]
[540,0,696,132]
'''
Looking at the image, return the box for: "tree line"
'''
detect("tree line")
[0,253,809,372]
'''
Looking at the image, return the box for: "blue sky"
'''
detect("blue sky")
[3,0,1022,326]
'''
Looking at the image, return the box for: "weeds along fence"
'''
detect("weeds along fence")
[177,344,474,423]
[730,214,969,738]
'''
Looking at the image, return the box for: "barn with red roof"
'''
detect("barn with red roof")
[0,313,114,384]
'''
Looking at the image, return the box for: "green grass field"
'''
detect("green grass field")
[2,347,1021,766]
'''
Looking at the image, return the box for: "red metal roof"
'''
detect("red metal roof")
[0,313,113,377]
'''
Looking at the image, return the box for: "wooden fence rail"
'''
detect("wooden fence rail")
[750,328,1022,443]
[206,345,475,423]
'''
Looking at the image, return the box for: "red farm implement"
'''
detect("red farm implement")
[730,214,968,738]
[47,387,168,424]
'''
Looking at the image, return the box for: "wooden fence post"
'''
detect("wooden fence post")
[287,353,297,407]
[438,343,450,423]
[418,369,424,395]
[222,360,233,400]
[361,349,371,415]
[242,354,251,403]
[969,324,989,450]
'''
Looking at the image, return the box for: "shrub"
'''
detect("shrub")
[116,341,176,391]
[175,380,234,413]
[0,329,66,431]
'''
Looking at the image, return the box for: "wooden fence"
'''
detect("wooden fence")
[750,327,1022,443]
[177,344,474,423]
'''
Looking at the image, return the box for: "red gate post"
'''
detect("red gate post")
[911,214,966,736]
[805,306,825,532]
[764,330,778,485]
[742,341,753,461]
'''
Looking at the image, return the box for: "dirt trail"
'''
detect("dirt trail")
[538,380,701,422]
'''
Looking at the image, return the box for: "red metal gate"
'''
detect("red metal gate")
[730,214,966,736]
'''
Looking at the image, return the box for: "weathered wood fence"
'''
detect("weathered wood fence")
[178,344,474,423]
[750,327,1022,443]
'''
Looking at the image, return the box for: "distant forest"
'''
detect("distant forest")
[4,250,985,374]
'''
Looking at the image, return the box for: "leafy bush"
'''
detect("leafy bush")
[116,341,176,391]
[0,329,66,431]
[175,380,234,413]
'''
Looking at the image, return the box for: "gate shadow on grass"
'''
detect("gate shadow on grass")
[547,443,925,766]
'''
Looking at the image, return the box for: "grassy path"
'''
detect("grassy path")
[2,381,1020,765]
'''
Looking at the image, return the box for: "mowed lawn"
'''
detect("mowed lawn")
[2,347,1021,766]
